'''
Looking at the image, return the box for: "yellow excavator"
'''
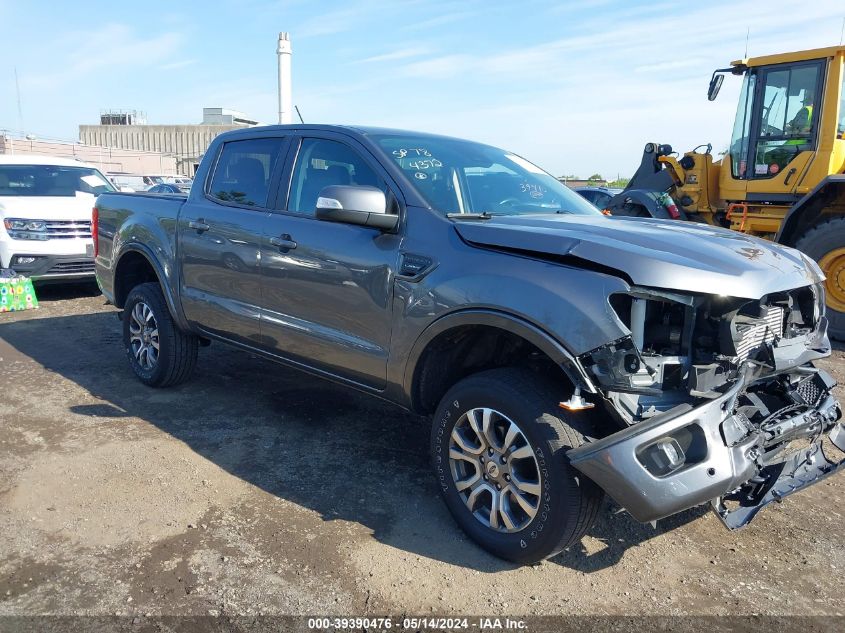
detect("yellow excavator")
[607,45,845,338]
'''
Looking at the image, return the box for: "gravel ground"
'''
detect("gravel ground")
[1,283,844,619]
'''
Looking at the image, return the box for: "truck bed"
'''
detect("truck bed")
[94,192,188,306]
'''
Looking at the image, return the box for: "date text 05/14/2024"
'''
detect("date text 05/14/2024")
[306,617,527,630]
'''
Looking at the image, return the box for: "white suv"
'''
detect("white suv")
[0,155,116,281]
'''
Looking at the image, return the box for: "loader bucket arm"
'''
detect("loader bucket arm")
[624,142,678,194]
[605,142,682,218]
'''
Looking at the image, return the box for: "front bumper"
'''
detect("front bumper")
[712,423,845,529]
[568,367,842,526]
[5,253,95,280]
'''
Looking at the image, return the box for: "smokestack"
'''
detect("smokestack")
[277,32,292,124]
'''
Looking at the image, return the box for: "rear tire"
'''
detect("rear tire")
[430,368,603,564]
[794,217,845,341]
[123,282,198,387]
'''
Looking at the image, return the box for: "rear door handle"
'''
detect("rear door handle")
[270,235,297,250]
[188,220,210,232]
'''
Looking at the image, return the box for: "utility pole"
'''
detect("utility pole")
[277,32,292,124]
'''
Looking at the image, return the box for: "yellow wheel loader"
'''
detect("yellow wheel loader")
[607,46,845,338]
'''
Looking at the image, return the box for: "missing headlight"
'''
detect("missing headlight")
[579,337,659,395]
[608,290,694,358]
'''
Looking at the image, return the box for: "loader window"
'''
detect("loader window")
[730,73,756,179]
[749,61,821,179]
[839,70,845,138]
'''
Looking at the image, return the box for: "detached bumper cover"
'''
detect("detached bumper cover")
[568,369,841,525]
[712,423,845,529]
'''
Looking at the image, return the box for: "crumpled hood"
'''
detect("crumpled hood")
[454,214,823,298]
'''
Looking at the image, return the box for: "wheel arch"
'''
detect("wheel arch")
[114,245,188,330]
[777,175,845,246]
[403,309,595,415]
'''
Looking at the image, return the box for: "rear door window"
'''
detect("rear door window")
[208,138,286,208]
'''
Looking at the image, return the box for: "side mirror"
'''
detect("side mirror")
[315,185,398,231]
[707,73,725,101]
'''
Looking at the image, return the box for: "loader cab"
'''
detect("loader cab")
[717,46,845,205]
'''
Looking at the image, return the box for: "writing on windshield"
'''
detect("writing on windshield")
[376,135,599,217]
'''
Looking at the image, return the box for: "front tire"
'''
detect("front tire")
[123,282,198,387]
[430,368,603,564]
[794,217,845,340]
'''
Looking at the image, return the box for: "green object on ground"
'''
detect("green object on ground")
[0,275,38,312]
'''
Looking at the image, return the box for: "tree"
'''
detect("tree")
[588,173,603,181]
[607,177,630,188]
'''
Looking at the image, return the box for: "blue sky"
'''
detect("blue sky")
[1,0,843,177]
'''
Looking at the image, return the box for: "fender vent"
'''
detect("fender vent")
[399,253,433,279]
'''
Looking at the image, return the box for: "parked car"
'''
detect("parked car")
[1,155,115,281]
[148,183,190,194]
[574,186,622,210]
[94,125,842,564]
[142,175,167,187]
[107,173,146,192]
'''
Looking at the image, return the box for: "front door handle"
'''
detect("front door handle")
[188,219,210,233]
[270,235,297,250]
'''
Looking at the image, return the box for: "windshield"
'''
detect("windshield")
[374,135,600,217]
[0,165,116,197]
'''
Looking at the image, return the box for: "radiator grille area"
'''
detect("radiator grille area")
[734,306,785,361]
[44,220,92,239]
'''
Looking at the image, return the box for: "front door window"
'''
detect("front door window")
[287,138,388,215]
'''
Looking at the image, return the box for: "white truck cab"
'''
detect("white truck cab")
[0,155,116,281]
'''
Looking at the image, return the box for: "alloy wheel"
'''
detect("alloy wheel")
[448,407,542,533]
[128,301,160,370]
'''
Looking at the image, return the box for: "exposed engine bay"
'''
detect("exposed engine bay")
[568,283,844,529]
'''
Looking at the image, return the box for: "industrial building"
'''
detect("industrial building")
[0,131,178,175]
[79,108,259,176]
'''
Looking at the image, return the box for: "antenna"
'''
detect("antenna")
[14,67,23,130]
[840,17,844,45]
[744,27,749,58]
[295,105,304,124]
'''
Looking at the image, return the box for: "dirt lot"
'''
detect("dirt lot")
[1,284,844,619]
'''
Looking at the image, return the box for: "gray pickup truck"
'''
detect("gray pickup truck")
[94,125,844,564]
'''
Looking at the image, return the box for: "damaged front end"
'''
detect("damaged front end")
[568,282,844,529]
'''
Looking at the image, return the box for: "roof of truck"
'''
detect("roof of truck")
[0,154,97,168]
[215,124,491,146]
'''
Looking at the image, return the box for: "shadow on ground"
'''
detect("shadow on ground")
[1,310,704,572]
[32,281,101,302]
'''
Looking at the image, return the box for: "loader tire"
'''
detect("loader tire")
[795,217,845,341]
